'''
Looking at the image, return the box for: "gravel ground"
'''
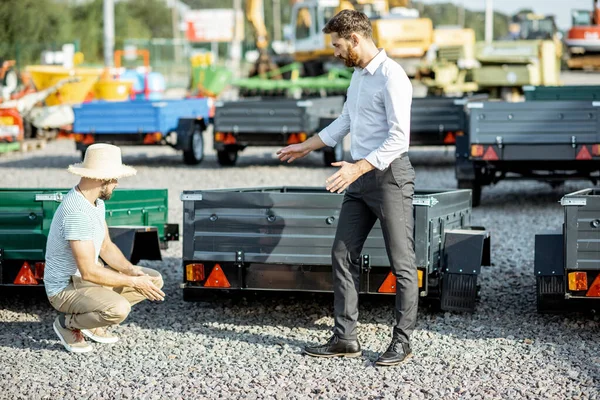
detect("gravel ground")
[0,134,599,400]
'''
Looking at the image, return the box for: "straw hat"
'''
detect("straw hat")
[68,143,136,180]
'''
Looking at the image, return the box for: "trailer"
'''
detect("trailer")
[410,96,485,146]
[72,98,213,165]
[212,95,484,167]
[523,85,600,101]
[180,187,491,312]
[0,188,178,290]
[212,96,345,166]
[456,101,600,206]
[535,188,600,313]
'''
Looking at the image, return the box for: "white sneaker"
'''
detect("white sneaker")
[53,317,93,353]
[81,327,119,344]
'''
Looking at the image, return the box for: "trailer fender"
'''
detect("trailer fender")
[534,230,565,313]
[534,231,564,277]
[108,226,162,265]
[175,118,206,151]
[440,229,490,312]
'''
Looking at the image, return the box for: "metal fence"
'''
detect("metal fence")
[0,41,81,70]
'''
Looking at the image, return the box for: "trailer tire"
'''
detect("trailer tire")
[23,121,36,139]
[183,125,204,165]
[217,149,238,166]
[323,143,344,166]
[458,179,481,207]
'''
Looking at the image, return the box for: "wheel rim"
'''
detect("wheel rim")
[192,130,203,159]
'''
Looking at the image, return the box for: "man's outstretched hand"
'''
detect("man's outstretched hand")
[276,143,310,163]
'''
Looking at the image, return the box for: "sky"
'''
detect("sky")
[418,0,593,30]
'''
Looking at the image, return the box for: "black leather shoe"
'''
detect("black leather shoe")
[303,335,362,358]
[375,339,412,366]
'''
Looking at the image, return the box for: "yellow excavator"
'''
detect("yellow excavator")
[246,0,282,77]
[289,0,434,77]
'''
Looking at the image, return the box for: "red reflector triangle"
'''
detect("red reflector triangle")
[482,146,499,161]
[443,132,456,144]
[378,272,397,293]
[586,274,600,297]
[576,146,592,160]
[204,264,231,288]
[14,262,39,285]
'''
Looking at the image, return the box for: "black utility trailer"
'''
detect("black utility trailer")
[180,187,491,312]
[410,96,485,146]
[456,101,600,206]
[212,97,345,166]
[535,188,600,313]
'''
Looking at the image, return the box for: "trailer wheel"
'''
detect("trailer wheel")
[217,149,238,166]
[23,121,37,139]
[323,143,344,166]
[183,125,204,165]
[458,180,482,207]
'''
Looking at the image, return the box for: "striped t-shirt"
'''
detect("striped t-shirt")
[44,187,106,297]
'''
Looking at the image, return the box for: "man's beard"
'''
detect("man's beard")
[339,45,360,67]
[99,187,112,201]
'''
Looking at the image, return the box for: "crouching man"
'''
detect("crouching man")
[44,143,165,353]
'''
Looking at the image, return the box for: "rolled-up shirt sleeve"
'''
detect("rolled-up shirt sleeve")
[318,101,350,147]
[364,74,412,171]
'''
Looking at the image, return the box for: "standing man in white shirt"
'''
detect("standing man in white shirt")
[277,9,417,366]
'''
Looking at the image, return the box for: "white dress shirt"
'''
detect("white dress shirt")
[318,49,412,171]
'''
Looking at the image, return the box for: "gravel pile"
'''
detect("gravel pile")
[0,139,598,400]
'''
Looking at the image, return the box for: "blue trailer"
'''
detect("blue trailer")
[72,98,213,165]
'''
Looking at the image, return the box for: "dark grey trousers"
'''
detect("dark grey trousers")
[332,155,418,343]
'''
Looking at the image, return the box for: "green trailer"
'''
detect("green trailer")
[524,85,600,101]
[0,187,179,289]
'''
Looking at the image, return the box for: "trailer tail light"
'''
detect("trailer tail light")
[417,270,424,288]
[576,145,592,160]
[586,275,600,297]
[186,263,205,282]
[34,262,45,280]
[443,132,456,144]
[287,132,307,144]
[471,145,484,158]
[482,146,499,161]
[214,132,225,142]
[223,133,236,145]
[591,144,600,156]
[287,133,300,144]
[13,262,38,285]
[568,271,587,291]
[378,272,396,293]
[74,134,95,145]
[204,264,231,288]
[143,132,162,144]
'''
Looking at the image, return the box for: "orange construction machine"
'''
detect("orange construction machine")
[566,0,600,69]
